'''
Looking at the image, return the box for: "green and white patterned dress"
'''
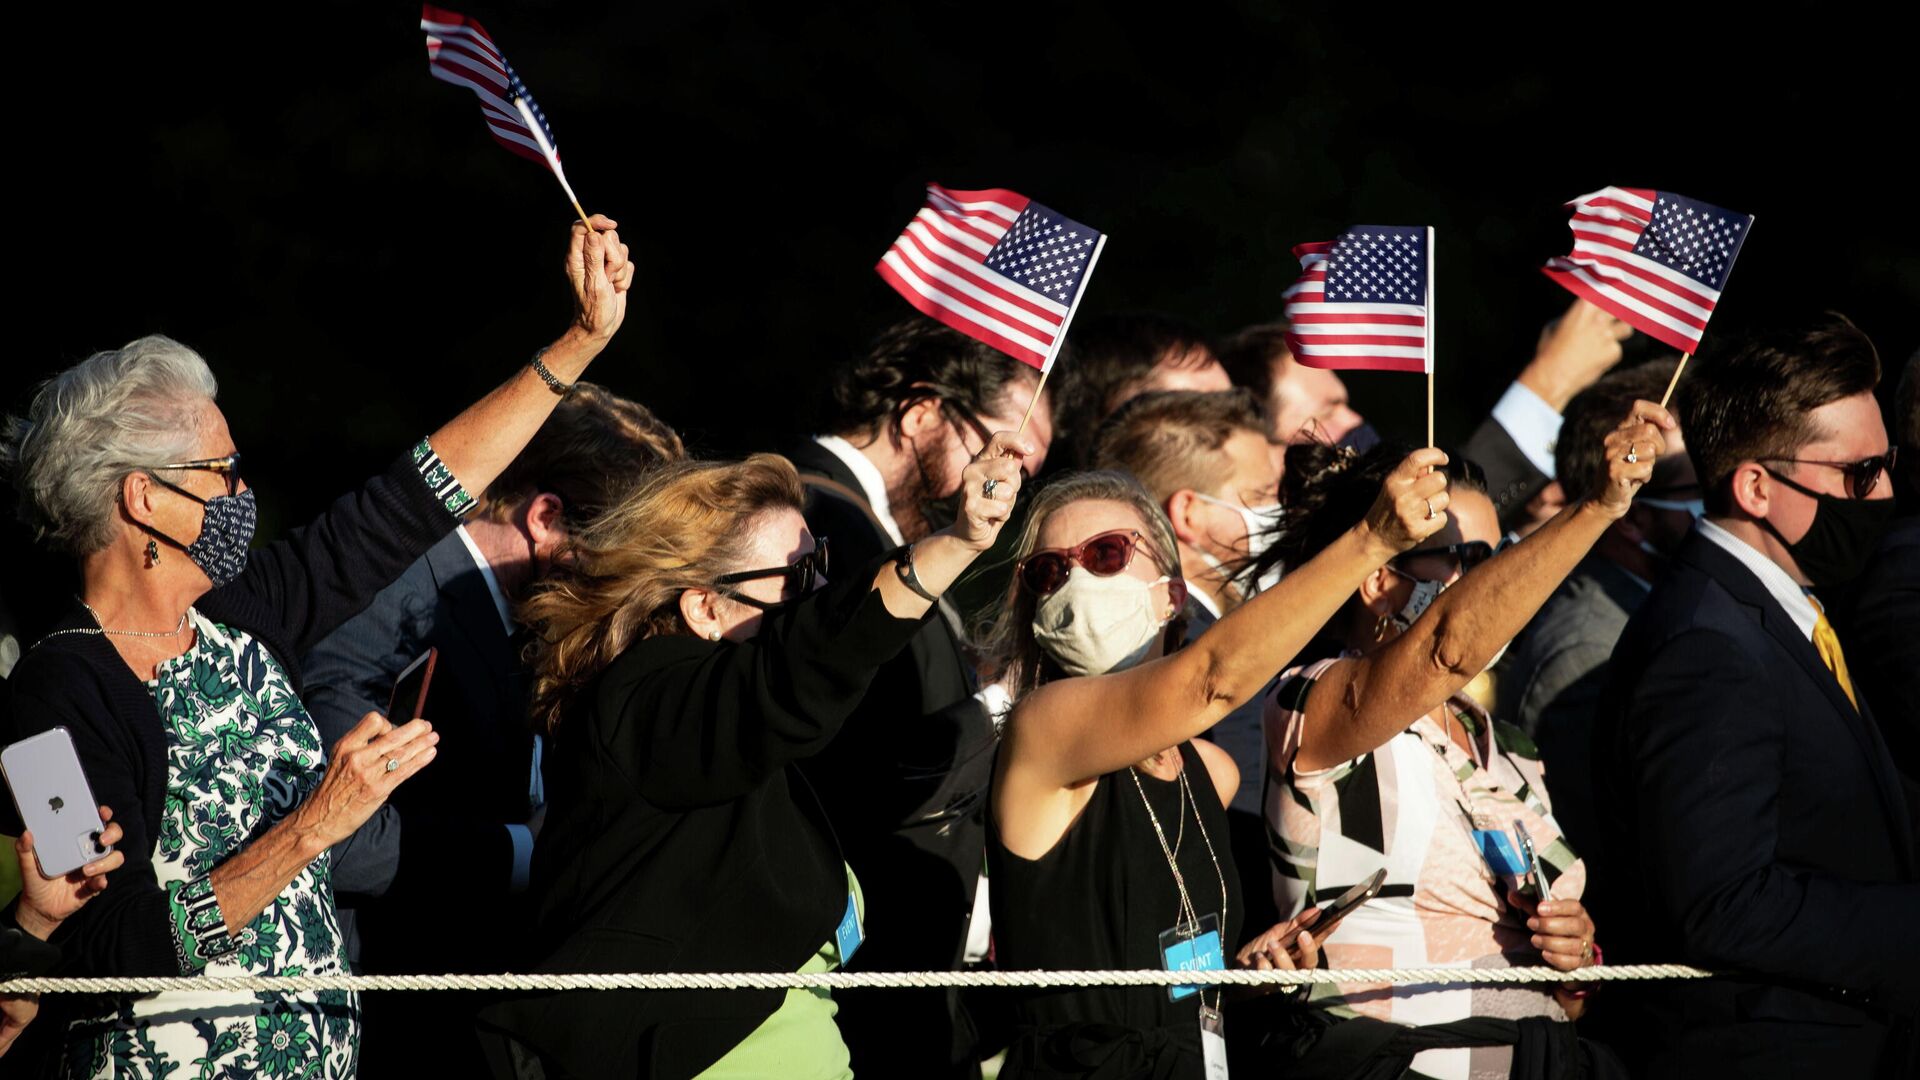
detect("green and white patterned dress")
[64,611,358,1079]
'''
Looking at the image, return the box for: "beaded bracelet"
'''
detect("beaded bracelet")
[531,350,574,395]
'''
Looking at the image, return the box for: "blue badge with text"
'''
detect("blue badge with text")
[836,891,863,965]
[1474,828,1530,878]
[1159,913,1225,1001]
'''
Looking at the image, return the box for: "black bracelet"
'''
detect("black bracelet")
[894,545,939,603]
[531,350,573,395]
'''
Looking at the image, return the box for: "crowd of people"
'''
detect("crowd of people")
[0,216,1914,1080]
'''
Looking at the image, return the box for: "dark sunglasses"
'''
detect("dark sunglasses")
[716,536,830,610]
[1018,529,1145,597]
[1765,447,1897,500]
[1394,539,1497,574]
[146,453,245,499]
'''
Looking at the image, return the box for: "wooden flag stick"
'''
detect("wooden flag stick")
[513,98,595,232]
[1425,226,1437,448]
[1657,352,1693,409]
[1015,234,1108,439]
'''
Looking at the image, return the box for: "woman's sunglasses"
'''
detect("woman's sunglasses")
[1767,448,1898,501]
[716,536,830,611]
[1393,539,1497,575]
[1017,529,1145,597]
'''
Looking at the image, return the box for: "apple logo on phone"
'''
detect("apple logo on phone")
[49,795,65,813]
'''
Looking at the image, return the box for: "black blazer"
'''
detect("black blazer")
[301,527,534,972]
[475,556,930,1080]
[1837,513,1920,783]
[1592,528,1919,1079]
[1462,414,1551,531]
[0,452,458,979]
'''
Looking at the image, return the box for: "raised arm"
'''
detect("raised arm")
[1298,400,1672,770]
[1007,448,1450,788]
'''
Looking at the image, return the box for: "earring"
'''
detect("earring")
[1373,613,1390,641]
[145,538,160,567]
[707,630,722,642]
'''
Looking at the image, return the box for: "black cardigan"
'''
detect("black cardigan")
[477,556,931,1080]
[1,451,459,979]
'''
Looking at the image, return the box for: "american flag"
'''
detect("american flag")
[420,5,563,172]
[1542,187,1753,354]
[876,184,1106,371]
[1282,225,1431,374]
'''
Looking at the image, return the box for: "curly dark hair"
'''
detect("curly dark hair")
[817,318,1042,438]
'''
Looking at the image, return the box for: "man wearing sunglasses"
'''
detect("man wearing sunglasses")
[1593,317,1916,1079]
[784,318,1052,1079]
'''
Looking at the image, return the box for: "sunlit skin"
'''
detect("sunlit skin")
[1266,355,1364,445]
[1716,391,1893,586]
[1166,429,1282,613]
[678,507,822,643]
[849,380,1052,543]
[1108,346,1232,415]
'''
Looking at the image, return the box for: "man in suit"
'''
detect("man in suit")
[1593,317,1917,1078]
[301,384,682,1077]
[1497,357,1700,857]
[788,318,1050,1078]
[1834,349,1918,780]
[1090,388,1284,930]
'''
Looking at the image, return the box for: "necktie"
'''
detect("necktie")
[1808,598,1858,711]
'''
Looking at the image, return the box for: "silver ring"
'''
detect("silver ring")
[982,478,1000,499]
[1424,498,1435,520]
[1626,446,1639,464]
[385,758,400,773]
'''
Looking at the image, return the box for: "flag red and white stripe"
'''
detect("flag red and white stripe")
[1281,225,1432,374]
[1541,186,1752,354]
[876,184,1105,371]
[420,5,556,171]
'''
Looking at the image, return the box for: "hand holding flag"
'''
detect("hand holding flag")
[420,4,594,230]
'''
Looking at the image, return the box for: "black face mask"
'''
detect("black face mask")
[1757,468,1896,586]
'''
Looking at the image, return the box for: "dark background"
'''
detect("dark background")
[4,3,1915,629]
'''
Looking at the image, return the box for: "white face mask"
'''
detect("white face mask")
[1031,566,1173,677]
[1193,491,1283,588]
[1386,570,1447,632]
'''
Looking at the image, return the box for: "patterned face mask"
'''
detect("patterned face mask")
[147,474,257,588]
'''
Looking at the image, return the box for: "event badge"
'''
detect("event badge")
[1199,1002,1229,1078]
[1158,912,1224,1002]
[1471,811,1530,882]
[836,891,863,965]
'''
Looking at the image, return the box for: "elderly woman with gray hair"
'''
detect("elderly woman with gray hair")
[0,217,632,1079]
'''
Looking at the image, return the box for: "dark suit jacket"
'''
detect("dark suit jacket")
[1498,554,1647,860]
[1463,415,1551,531]
[301,528,534,975]
[785,439,991,1077]
[1592,528,1919,1079]
[1836,514,1920,784]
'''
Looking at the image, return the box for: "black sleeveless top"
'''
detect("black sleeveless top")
[988,740,1244,1079]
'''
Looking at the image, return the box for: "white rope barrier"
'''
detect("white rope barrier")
[1,964,1714,995]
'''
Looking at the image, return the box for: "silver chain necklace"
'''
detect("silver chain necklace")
[40,600,192,641]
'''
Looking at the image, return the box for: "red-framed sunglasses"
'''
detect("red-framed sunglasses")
[1017,529,1148,597]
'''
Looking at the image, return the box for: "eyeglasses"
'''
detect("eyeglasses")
[715,536,830,610]
[148,453,244,498]
[1018,529,1146,596]
[1764,448,1897,500]
[1394,539,1497,575]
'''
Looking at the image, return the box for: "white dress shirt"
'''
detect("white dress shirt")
[812,434,907,546]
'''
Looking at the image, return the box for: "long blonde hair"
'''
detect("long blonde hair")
[520,453,805,735]
[973,470,1184,701]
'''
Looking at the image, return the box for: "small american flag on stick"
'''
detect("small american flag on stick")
[876,184,1106,374]
[1282,225,1433,374]
[1542,186,1752,355]
[420,4,592,228]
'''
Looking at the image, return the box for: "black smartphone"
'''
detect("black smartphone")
[386,648,438,723]
[1278,866,1388,951]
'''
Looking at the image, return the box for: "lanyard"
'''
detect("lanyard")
[1129,755,1228,1008]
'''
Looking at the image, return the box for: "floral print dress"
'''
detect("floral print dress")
[64,610,357,1079]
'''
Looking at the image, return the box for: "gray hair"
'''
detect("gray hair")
[1,335,220,556]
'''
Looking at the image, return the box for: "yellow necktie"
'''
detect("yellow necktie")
[1809,599,1858,711]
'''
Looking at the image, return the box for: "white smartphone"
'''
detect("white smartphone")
[2,727,113,878]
